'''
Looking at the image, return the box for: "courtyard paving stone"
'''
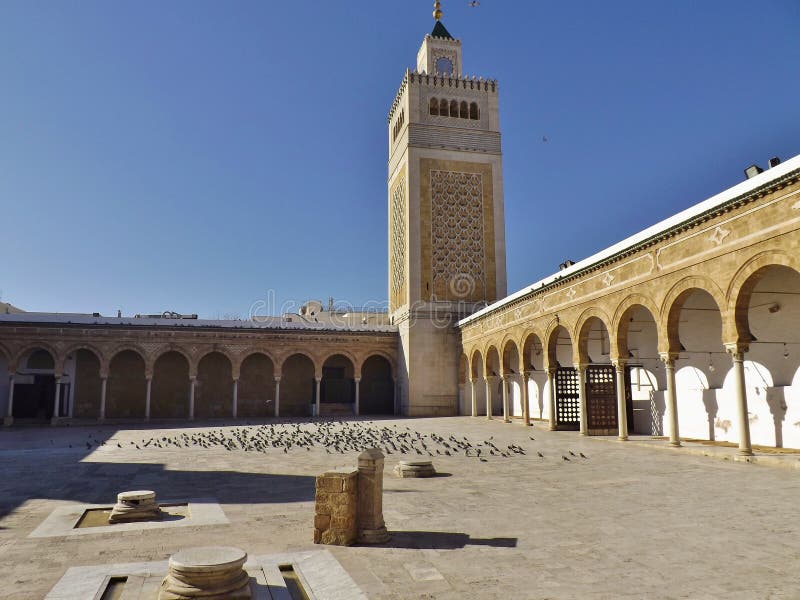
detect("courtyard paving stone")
[0,417,798,599]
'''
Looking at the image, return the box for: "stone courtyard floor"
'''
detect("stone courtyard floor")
[1,416,798,599]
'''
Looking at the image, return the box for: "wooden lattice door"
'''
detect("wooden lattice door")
[586,365,618,435]
[555,367,580,430]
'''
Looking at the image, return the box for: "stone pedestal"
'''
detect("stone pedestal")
[393,460,437,478]
[357,448,389,544]
[159,546,251,599]
[108,490,162,524]
[313,469,358,546]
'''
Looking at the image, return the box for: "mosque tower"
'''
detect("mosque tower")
[387,1,506,415]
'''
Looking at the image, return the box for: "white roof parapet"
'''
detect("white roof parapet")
[0,313,397,333]
[458,152,800,328]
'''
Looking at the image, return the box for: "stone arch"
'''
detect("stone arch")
[661,276,727,353]
[358,349,395,380]
[193,347,236,378]
[277,350,319,379]
[544,318,573,369]
[195,351,234,419]
[151,346,194,376]
[520,328,546,372]
[108,344,150,372]
[280,352,316,416]
[574,307,613,364]
[69,347,104,418]
[613,293,661,359]
[62,343,107,372]
[470,348,484,380]
[238,352,275,418]
[321,353,356,407]
[360,354,394,415]
[727,251,800,343]
[15,343,60,373]
[0,342,10,366]
[107,349,147,418]
[484,345,501,378]
[321,349,359,377]
[150,350,191,419]
[501,338,520,376]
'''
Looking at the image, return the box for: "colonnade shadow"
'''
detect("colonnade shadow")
[0,441,315,521]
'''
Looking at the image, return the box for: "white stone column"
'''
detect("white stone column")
[189,377,196,421]
[274,377,281,417]
[613,359,628,441]
[145,377,152,420]
[232,378,238,418]
[485,377,492,420]
[576,364,588,436]
[4,373,15,426]
[660,352,681,447]
[470,379,477,417]
[502,375,510,423]
[99,377,108,421]
[315,377,321,417]
[52,377,62,424]
[547,368,557,431]
[522,371,531,427]
[354,377,361,416]
[727,344,753,456]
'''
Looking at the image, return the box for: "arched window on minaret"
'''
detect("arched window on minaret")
[460,101,468,119]
[429,98,439,116]
[440,99,449,117]
[469,102,479,120]
[450,100,459,117]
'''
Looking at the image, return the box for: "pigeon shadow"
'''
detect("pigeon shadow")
[376,531,517,549]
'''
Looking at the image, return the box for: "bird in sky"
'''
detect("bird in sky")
[468,1,480,6]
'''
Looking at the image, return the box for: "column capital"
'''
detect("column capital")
[522,370,534,380]
[315,376,322,383]
[354,377,362,383]
[274,375,282,383]
[659,352,679,366]
[573,362,589,372]
[611,357,627,370]
[546,366,557,376]
[724,342,749,357]
[189,376,197,383]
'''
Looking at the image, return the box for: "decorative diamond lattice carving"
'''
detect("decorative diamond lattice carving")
[390,178,406,306]
[430,170,485,301]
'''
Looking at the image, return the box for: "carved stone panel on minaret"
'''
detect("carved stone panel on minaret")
[419,159,497,304]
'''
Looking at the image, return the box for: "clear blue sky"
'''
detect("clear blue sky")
[2,1,798,318]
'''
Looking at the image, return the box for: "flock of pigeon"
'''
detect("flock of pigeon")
[80,420,589,464]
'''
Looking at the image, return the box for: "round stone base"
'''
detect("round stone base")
[159,546,252,599]
[108,490,162,524]
[393,460,437,478]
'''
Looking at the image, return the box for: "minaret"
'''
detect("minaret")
[388,1,507,416]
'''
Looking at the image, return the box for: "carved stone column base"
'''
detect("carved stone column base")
[159,547,251,600]
[359,526,389,545]
[108,490,162,524]
[394,460,436,478]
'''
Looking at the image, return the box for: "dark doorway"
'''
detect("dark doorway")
[14,375,55,420]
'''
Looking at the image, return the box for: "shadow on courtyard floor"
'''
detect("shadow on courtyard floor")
[0,455,315,520]
[378,531,517,549]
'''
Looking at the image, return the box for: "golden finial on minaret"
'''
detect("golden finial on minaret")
[433,1,443,21]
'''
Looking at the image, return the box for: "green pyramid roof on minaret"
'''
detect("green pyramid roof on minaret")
[431,20,453,40]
